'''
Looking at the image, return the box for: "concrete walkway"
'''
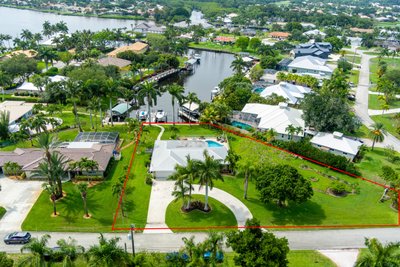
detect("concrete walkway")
[319,249,359,267]
[0,176,42,231]
[144,181,252,234]
[369,91,400,98]
[369,108,400,116]
[154,124,165,140]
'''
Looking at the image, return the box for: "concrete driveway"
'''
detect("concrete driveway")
[0,175,42,231]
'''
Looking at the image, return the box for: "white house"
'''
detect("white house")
[240,103,305,141]
[288,56,333,78]
[0,101,34,125]
[149,140,228,179]
[259,82,311,105]
[16,75,68,92]
[303,29,326,38]
[310,132,363,161]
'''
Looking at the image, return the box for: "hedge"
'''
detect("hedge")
[74,175,104,181]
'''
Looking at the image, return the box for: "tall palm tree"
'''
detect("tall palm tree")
[86,99,98,130]
[77,182,90,218]
[42,182,59,216]
[230,55,246,75]
[185,92,200,125]
[169,159,197,210]
[167,83,185,125]
[197,150,223,211]
[138,81,160,125]
[65,80,83,132]
[170,175,190,209]
[369,122,386,150]
[20,234,52,266]
[355,238,400,266]
[285,124,297,140]
[237,160,257,199]
[37,47,57,70]
[0,110,10,141]
[112,176,125,217]
[224,150,241,175]
[56,237,85,267]
[86,234,129,267]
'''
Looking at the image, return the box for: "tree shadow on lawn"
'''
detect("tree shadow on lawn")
[176,204,237,227]
[268,201,326,226]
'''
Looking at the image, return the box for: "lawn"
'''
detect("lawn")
[22,126,160,232]
[370,57,400,85]
[344,55,361,65]
[371,114,400,139]
[287,251,336,267]
[189,42,241,54]
[160,126,396,227]
[348,69,360,86]
[369,94,400,110]
[344,124,370,139]
[165,194,237,232]
[356,148,400,183]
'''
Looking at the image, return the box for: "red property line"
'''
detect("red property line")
[111,122,400,231]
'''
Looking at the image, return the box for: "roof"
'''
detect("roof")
[0,143,115,172]
[294,42,332,57]
[214,36,236,42]
[350,27,374,33]
[74,132,119,144]
[6,49,37,58]
[310,132,363,156]
[107,42,149,57]
[260,82,311,105]
[16,75,68,91]
[268,32,290,38]
[98,57,131,68]
[112,103,132,115]
[303,30,326,36]
[288,56,333,73]
[182,102,199,111]
[149,140,228,173]
[0,101,34,124]
[241,103,305,136]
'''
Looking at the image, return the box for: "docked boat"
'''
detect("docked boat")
[194,53,201,62]
[137,110,148,121]
[155,109,167,122]
[211,86,221,100]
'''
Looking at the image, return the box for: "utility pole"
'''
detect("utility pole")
[130,224,135,257]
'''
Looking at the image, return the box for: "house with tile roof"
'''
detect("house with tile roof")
[292,42,332,59]
[288,56,333,78]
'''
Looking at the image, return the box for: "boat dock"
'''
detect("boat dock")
[140,68,180,84]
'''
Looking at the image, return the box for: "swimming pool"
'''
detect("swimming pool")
[231,121,253,130]
[206,140,223,147]
[253,87,264,94]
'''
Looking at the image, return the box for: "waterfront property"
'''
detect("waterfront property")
[259,82,311,105]
[107,42,149,57]
[133,22,166,34]
[288,56,333,78]
[235,103,305,141]
[97,56,131,68]
[178,102,200,122]
[214,36,236,44]
[149,139,228,179]
[310,132,363,161]
[292,42,332,59]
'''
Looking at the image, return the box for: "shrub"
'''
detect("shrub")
[3,161,22,176]
[329,181,346,195]
[0,206,6,219]
[146,173,153,185]
[74,175,104,181]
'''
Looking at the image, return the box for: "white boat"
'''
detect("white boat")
[155,109,167,122]
[137,110,148,121]
[194,53,201,62]
[211,86,221,100]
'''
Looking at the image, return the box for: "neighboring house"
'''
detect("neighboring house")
[375,36,400,51]
[268,32,291,40]
[277,58,293,71]
[214,36,236,44]
[149,140,228,179]
[241,28,257,36]
[97,57,132,68]
[109,102,132,122]
[235,103,305,141]
[5,49,37,59]
[350,27,374,34]
[292,42,332,59]
[133,22,166,34]
[107,42,149,57]
[0,132,119,178]
[0,101,34,125]
[16,75,68,93]
[303,29,326,38]
[310,132,363,161]
[259,82,311,105]
[288,56,333,78]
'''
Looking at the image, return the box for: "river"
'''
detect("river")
[0,7,234,122]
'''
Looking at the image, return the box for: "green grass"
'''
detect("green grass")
[161,125,222,140]
[160,126,397,227]
[287,251,336,267]
[345,124,370,139]
[0,206,6,219]
[166,194,237,232]
[369,94,400,110]
[344,55,361,65]
[371,114,400,139]
[348,69,360,85]
[356,148,400,183]
[370,57,400,85]
[189,41,241,54]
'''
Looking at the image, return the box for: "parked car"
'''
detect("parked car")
[4,232,31,244]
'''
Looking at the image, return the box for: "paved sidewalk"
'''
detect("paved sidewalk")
[0,176,42,231]
[369,108,400,116]
[319,249,359,267]
[144,181,252,233]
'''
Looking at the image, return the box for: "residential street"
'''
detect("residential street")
[353,49,400,151]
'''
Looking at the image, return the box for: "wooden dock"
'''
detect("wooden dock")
[140,68,180,84]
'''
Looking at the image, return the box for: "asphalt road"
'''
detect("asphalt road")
[1,228,400,253]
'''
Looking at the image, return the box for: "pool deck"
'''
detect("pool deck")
[178,136,230,150]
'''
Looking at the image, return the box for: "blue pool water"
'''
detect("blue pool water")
[206,140,223,147]
[253,87,264,94]
[231,121,253,130]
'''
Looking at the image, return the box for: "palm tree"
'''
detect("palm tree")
[230,55,246,75]
[29,113,49,134]
[37,47,57,70]
[56,237,85,267]
[204,232,224,264]
[355,238,400,266]
[86,99,98,130]
[112,176,125,217]
[0,110,10,141]
[125,118,141,141]
[224,150,241,175]
[237,160,257,199]
[285,124,297,140]
[36,132,60,191]
[171,156,198,210]
[197,150,223,211]
[42,182,58,216]
[20,234,52,266]
[185,92,200,125]
[77,182,90,218]
[65,80,83,132]
[265,128,277,142]
[167,83,185,125]
[138,81,160,125]
[86,234,129,267]
[170,175,190,209]
[369,122,386,150]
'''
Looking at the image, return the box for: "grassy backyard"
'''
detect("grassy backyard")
[166,195,237,231]
[369,94,400,110]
